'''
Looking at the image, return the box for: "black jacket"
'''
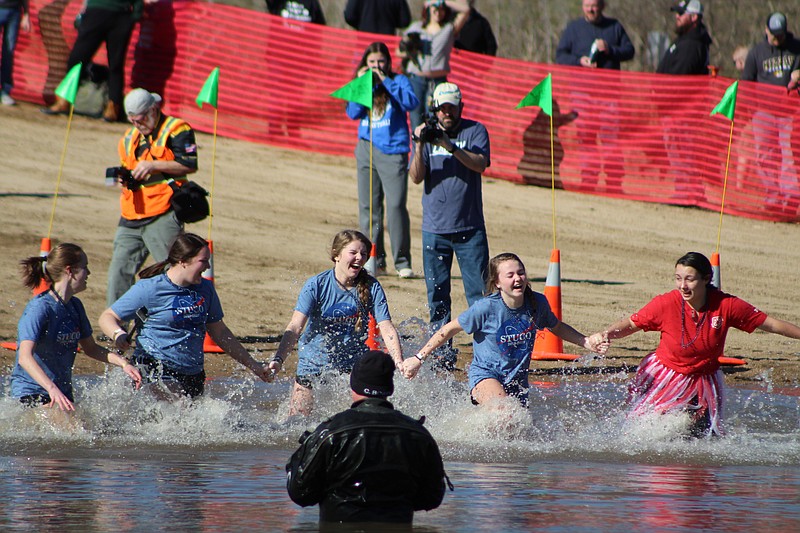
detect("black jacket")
[657,22,712,75]
[454,8,498,56]
[344,0,411,36]
[286,398,447,523]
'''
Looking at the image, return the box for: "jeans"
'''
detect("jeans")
[0,6,21,94]
[422,228,489,364]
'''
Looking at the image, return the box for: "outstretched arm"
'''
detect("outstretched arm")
[207,320,274,382]
[757,316,800,339]
[551,321,608,354]
[401,319,463,378]
[268,311,308,375]
[79,336,142,389]
[377,319,404,370]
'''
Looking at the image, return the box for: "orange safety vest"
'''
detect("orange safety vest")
[117,115,192,220]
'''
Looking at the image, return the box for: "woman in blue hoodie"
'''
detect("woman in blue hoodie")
[346,42,419,279]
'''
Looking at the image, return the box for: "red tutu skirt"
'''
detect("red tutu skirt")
[628,352,725,436]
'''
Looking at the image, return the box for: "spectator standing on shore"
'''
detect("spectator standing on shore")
[657,0,711,75]
[106,88,197,308]
[732,46,749,73]
[287,350,447,524]
[556,0,634,69]
[454,0,497,56]
[346,42,419,279]
[344,0,410,36]
[266,0,325,25]
[399,0,470,131]
[656,0,712,203]
[409,82,490,371]
[0,0,30,105]
[741,12,800,214]
[42,0,146,121]
[556,0,633,194]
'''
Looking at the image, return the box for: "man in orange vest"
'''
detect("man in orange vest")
[106,88,198,307]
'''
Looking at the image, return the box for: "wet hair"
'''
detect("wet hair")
[330,230,374,332]
[353,42,396,117]
[675,252,713,286]
[138,232,207,279]
[485,252,538,309]
[19,243,86,290]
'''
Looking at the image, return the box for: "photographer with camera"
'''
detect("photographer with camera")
[105,88,198,308]
[398,0,470,131]
[408,82,490,371]
[346,42,419,279]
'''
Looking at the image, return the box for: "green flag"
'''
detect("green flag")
[710,81,738,121]
[196,67,220,109]
[515,73,552,116]
[55,63,82,105]
[331,71,373,109]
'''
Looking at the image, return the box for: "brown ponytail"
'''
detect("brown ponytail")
[19,243,85,290]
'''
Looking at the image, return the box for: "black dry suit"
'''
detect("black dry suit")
[286,398,450,523]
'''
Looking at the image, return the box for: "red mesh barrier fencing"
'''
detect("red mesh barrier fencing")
[13,0,800,222]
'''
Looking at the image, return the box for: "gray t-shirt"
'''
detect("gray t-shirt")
[404,21,455,74]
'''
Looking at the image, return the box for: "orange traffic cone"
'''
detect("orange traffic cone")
[202,239,224,354]
[711,252,721,289]
[364,243,382,350]
[531,249,580,361]
[33,237,52,295]
[710,252,746,366]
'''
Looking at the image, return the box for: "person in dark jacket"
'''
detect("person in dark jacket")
[657,0,711,75]
[265,0,325,25]
[454,0,497,56]
[286,350,448,524]
[344,0,410,36]
[741,12,800,214]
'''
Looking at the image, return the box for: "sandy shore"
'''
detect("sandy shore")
[1,103,799,387]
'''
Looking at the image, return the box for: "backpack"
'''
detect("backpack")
[168,179,210,224]
[73,63,109,118]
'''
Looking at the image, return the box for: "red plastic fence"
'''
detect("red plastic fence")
[13,0,800,222]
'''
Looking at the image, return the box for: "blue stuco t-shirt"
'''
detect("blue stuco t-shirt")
[459,291,558,391]
[420,118,490,234]
[111,273,223,375]
[295,269,391,375]
[11,293,93,400]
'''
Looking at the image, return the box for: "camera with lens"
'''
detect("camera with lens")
[105,166,139,190]
[418,115,445,144]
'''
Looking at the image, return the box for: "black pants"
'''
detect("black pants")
[67,7,135,106]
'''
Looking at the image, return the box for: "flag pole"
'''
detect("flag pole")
[46,62,82,240]
[207,105,218,241]
[715,119,735,254]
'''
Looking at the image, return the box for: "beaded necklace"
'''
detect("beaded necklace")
[679,300,707,349]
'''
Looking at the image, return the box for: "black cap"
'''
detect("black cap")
[350,350,395,398]
[768,12,787,37]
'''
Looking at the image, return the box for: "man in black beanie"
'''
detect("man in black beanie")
[286,350,449,524]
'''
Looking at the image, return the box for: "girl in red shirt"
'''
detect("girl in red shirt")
[598,252,800,437]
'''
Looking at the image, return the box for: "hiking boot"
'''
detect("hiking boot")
[102,101,120,122]
[41,96,70,115]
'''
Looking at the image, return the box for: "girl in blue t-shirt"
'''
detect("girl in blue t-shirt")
[10,243,142,411]
[405,253,607,406]
[269,230,404,416]
[99,233,272,399]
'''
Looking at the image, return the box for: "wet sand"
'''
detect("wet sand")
[1,103,799,386]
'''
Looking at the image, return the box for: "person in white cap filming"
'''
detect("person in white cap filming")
[409,81,490,371]
[105,88,198,307]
